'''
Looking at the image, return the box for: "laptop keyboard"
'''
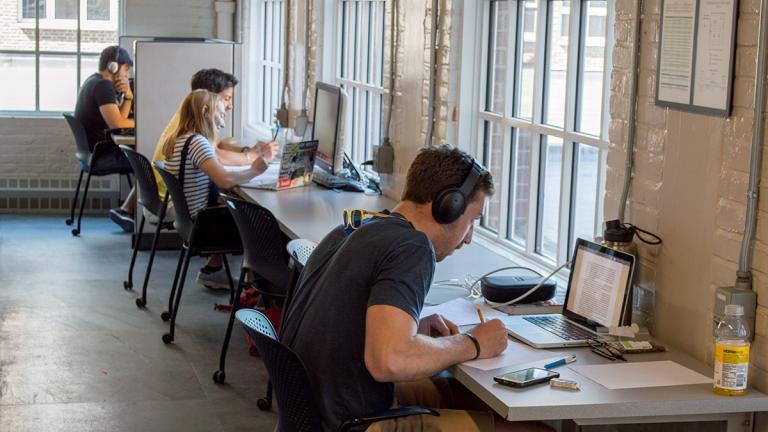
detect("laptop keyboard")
[523,315,594,341]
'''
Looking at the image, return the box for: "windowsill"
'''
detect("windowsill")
[17,19,117,31]
[0,111,67,119]
[472,233,570,288]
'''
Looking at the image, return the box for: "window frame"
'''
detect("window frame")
[458,0,615,270]
[2,0,120,116]
[320,0,389,163]
[244,0,286,139]
[18,0,119,31]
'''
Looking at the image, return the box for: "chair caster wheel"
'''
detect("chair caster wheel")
[71,229,80,236]
[135,298,145,308]
[257,398,271,411]
[162,333,173,344]
[65,218,73,225]
[213,370,226,384]
[160,311,171,322]
[123,281,132,290]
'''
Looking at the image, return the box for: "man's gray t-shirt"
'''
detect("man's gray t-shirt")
[280,214,435,431]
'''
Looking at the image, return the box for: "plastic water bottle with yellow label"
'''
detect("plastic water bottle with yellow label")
[713,304,750,396]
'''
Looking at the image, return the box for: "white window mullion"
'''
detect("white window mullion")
[497,125,513,240]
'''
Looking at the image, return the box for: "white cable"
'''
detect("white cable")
[483,261,571,308]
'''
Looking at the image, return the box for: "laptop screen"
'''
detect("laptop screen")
[562,240,634,329]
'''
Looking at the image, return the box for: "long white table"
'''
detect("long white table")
[236,184,768,430]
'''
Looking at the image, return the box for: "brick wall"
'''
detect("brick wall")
[606,0,768,393]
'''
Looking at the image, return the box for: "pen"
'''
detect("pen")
[543,355,576,369]
[476,308,485,324]
[272,124,282,141]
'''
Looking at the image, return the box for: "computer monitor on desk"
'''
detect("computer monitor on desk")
[312,82,348,175]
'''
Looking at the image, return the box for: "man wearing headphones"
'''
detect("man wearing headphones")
[280,146,549,432]
[75,45,136,231]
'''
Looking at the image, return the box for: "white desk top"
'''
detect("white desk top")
[455,340,768,422]
[111,133,136,147]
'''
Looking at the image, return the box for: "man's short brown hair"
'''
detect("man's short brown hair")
[402,145,494,204]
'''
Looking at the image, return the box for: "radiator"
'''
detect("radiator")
[0,176,122,213]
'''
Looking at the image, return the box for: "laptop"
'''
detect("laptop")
[502,239,635,349]
[241,140,319,190]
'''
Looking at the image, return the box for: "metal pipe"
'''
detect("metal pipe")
[737,0,768,285]
[618,0,644,222]
[384,0,398,139]
[235,0,243,44]
[424,0,439,148]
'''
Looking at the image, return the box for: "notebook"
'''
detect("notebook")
[241,140,319,190]
[502,239,635,348]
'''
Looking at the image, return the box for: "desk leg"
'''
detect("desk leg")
[570,412,752,432]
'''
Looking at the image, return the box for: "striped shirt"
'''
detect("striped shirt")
[163,133,216,217]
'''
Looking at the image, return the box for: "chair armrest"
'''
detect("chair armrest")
[337,406,439,431]
[90,140,119,165]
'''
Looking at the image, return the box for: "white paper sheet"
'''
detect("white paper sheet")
[658,0,696,104]
[462,341,565,371]
[420,298,508,326]
[569,360,712,390]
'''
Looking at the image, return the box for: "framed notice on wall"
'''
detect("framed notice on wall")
[656,0,738,117]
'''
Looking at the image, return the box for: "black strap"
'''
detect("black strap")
[178,134,218,209]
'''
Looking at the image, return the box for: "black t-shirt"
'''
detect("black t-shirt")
[280,214,435,431]
[75,73,117,149]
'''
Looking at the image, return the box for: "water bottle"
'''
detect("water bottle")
[713,304,750,396]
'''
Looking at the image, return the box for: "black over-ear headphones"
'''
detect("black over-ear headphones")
[107,45,120,74]
[432,158,485,224]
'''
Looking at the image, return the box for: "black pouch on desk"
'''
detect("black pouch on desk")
[481,276,557,304]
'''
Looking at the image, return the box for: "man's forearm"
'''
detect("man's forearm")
[119,98,132,121]
[368,334,476,383]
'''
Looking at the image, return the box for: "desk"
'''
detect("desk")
[455,341,768,430]
[111,133,136,147]
[236,184,768,430]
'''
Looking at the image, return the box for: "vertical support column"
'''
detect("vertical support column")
[216,1,237,41]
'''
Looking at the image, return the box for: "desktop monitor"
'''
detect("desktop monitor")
[312,82,347,175]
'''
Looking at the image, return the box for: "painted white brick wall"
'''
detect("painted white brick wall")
[606,0,768,393]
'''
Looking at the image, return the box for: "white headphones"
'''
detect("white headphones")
[106,46,120,74]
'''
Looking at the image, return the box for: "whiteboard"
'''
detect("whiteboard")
[134,41,242,159]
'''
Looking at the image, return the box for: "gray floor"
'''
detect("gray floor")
[0,214,278,431]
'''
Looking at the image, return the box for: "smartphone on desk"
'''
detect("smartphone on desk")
[494,367,560,388]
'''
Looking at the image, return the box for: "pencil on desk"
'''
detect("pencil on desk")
[476,308,485,324]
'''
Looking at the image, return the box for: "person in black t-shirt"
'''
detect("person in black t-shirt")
[74,46,136,232]
[281,146,551,432]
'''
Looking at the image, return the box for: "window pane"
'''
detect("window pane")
[80,56,99,86]
[40,55,78,111]
[87,0,110,21]
[578,1,607,136]
[22,0,46,19]
[544,1,569,128]
[515,0,536,120]
[56,0,77,19]
[483,121,506,233]
[509,128,536,246]
[537,135,563,260]
[486,0,511,114]
[571,144,600,246]
[0,53,36,110]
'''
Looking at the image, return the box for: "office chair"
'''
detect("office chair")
[258,238,318,411]
[119,146,175,307]
[154,165,241,345]
[63,113,133,236]
[236,309,438,431]
[213,195,291,385]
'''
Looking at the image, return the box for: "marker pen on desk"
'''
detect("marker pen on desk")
[543,355,576,369]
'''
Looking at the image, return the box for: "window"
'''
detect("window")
[246,0,285,132]
[474,0,613,266]
[335,0,386,162]
[2,0,119,113]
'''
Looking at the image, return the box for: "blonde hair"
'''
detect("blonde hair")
[162,89,220,159]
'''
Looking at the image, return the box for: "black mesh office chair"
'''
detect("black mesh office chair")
[63,113,133,236]
[236,309,438,431]
[155,164,241,344]
[258,238,318,411]
[212,195,291,384]
[119,146,175,307]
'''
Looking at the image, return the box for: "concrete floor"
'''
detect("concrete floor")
[0,215,278,431]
